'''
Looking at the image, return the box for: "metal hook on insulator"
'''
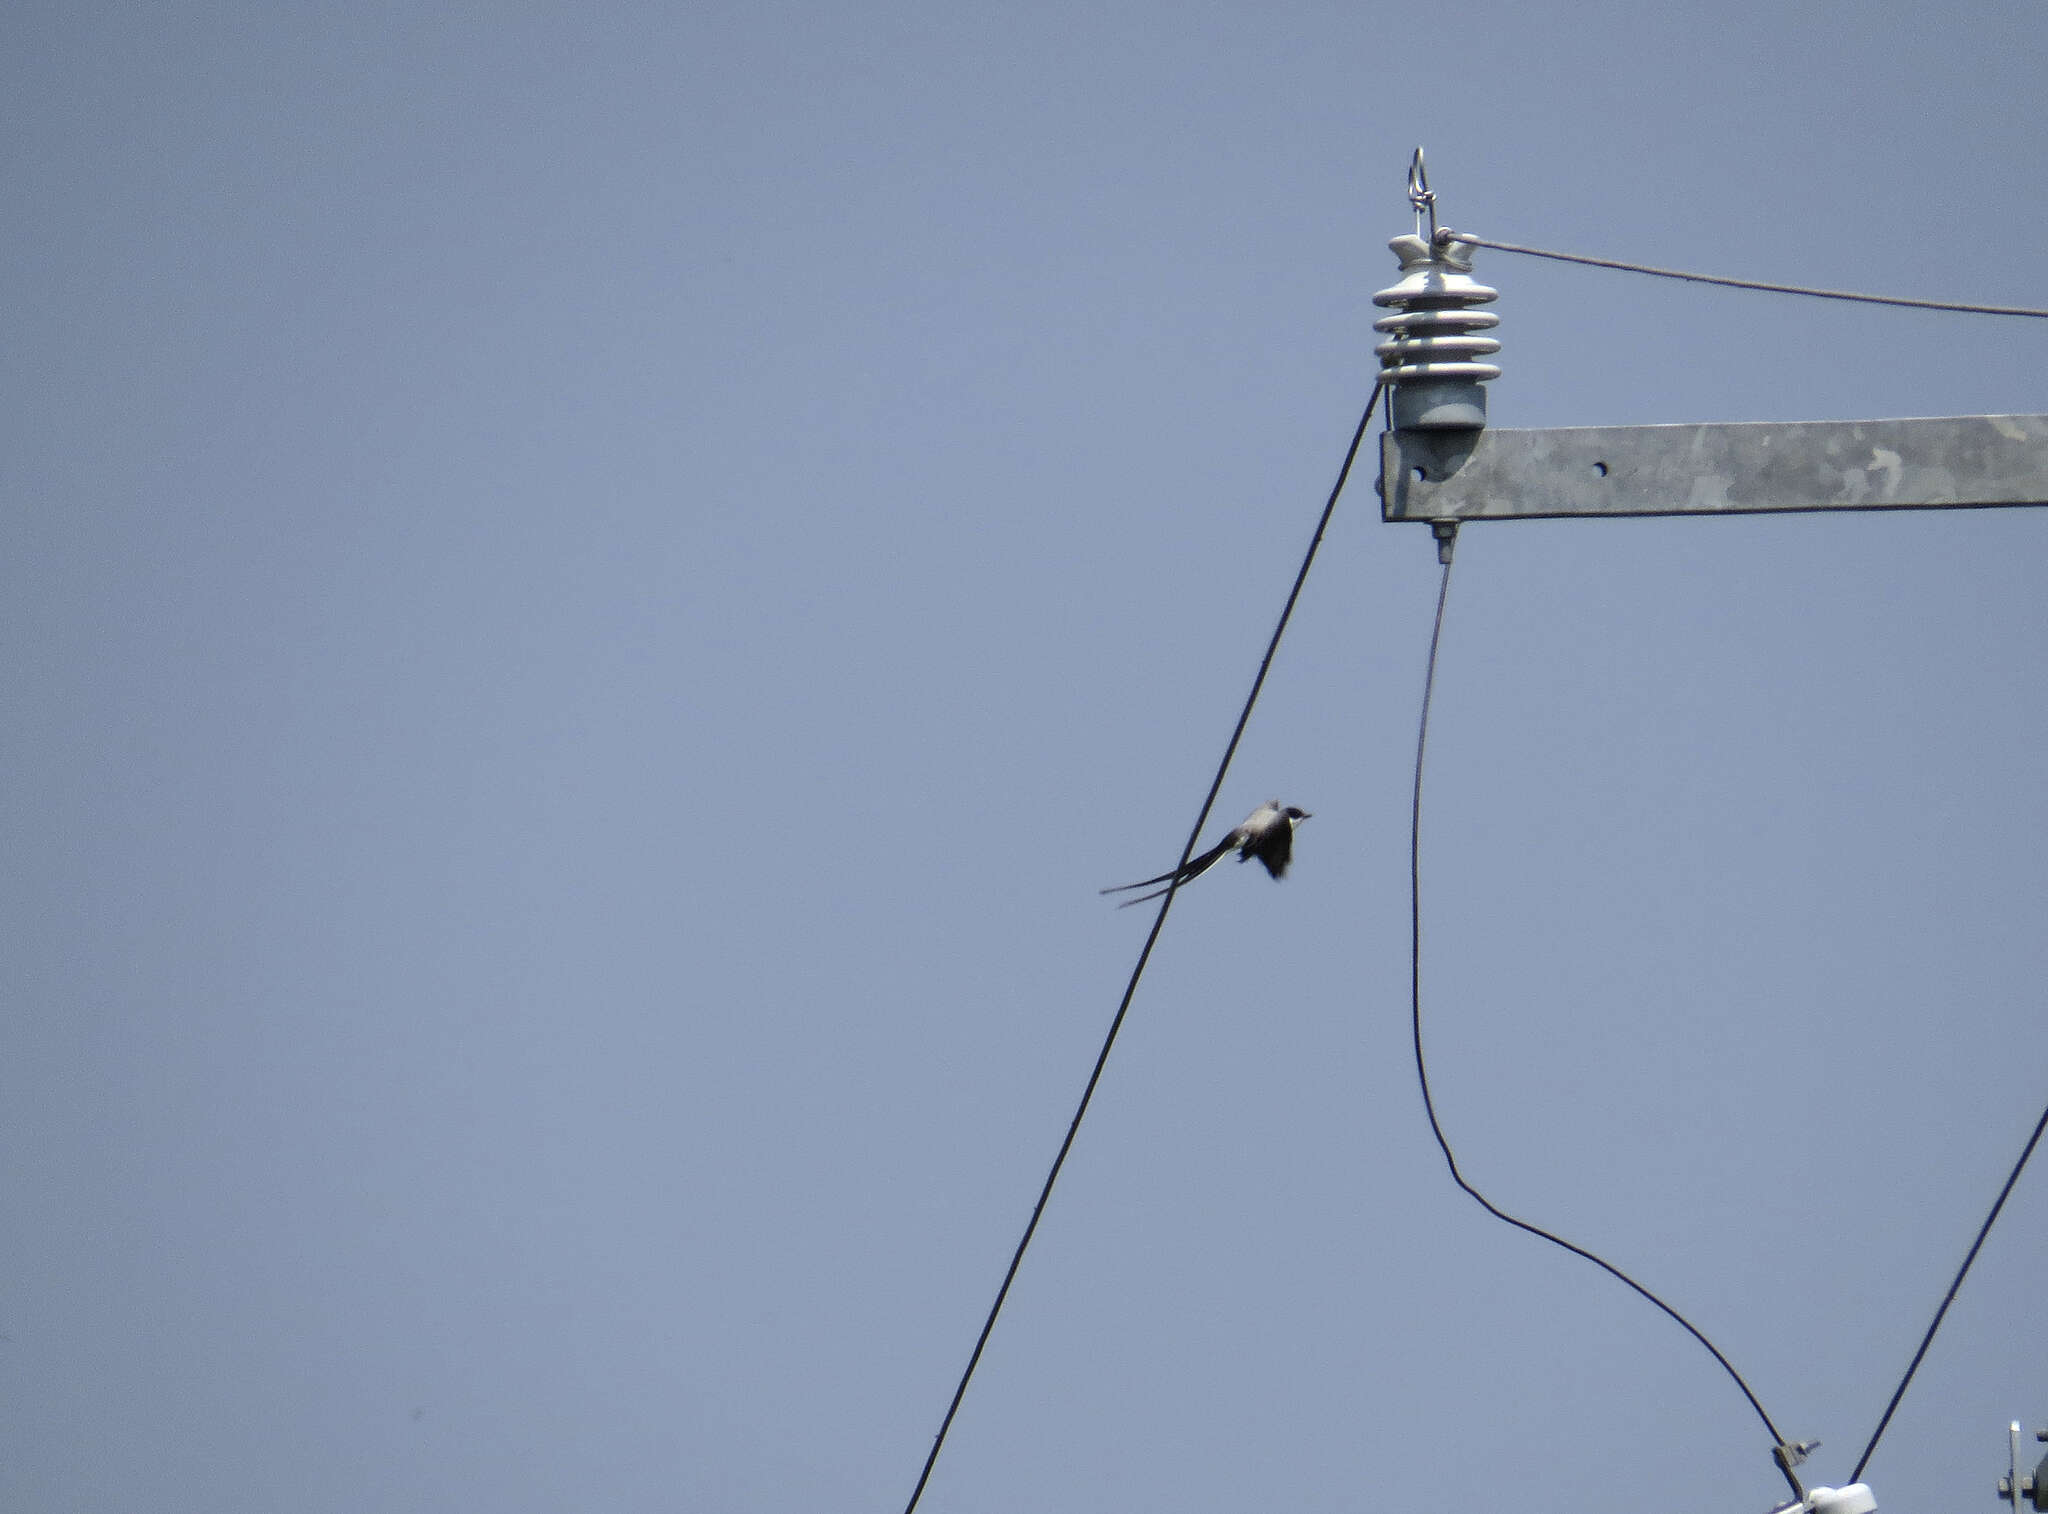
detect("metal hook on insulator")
[1407,147,1437,242]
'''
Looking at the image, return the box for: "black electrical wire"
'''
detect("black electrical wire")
[897,379,1386,1514]
[1407,544,1789,1450]
[1849,1096,2048,1483]
[1435,230,2048,320]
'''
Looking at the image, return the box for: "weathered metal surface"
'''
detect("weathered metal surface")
[1380,414,2048,521]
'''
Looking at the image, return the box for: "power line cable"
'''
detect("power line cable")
[1406,542,1790,1452]
[897,378,1386,1514]
[1437,230,2048,320]
[1849,1095,2048,1483]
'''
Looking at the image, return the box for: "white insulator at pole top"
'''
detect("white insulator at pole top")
[1372,148,1502,431]
[1771,1483,1879,1514]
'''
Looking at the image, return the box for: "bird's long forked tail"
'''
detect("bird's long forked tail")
[1098,839,1236,907]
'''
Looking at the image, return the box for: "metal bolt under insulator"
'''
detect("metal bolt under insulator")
[1372,232,1501,430]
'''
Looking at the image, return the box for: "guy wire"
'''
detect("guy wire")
[898,379,1386,1514]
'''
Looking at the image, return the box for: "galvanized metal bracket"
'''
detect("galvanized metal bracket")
[1380,414,2048,522]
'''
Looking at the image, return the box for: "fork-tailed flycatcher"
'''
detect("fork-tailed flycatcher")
[1100,801,1311,908]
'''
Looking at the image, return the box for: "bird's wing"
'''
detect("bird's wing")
[1100,834,1239,903]
[1251,822,1295,878]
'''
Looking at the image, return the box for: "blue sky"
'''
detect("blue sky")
[5,4,2045,1511]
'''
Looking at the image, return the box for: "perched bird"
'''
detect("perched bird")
[1100,801,1312,908]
